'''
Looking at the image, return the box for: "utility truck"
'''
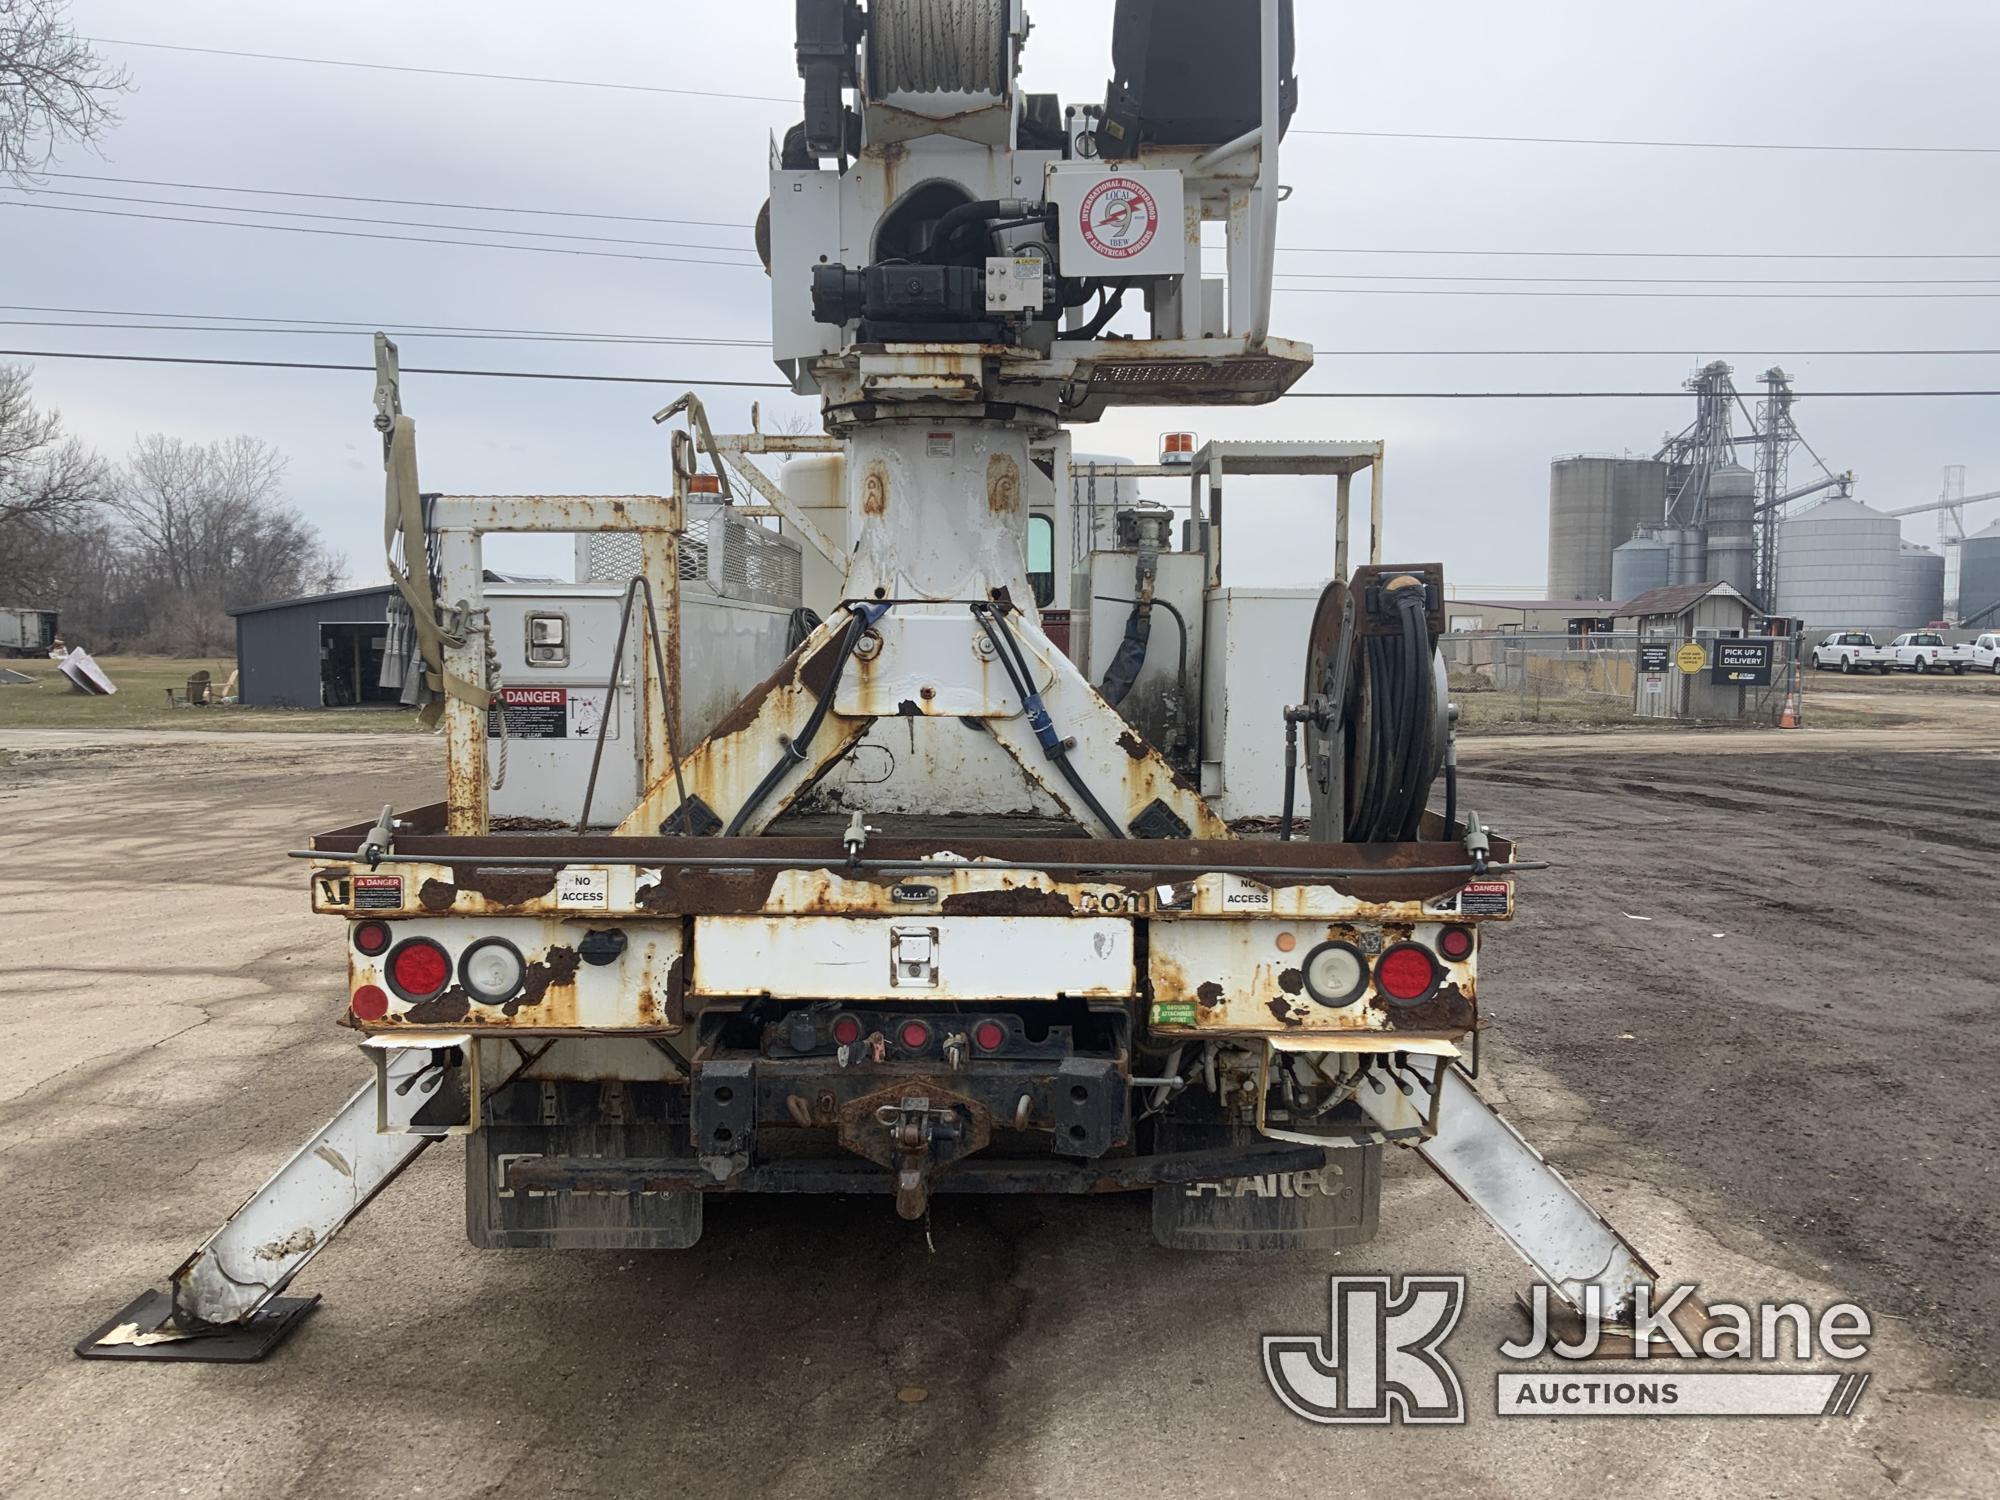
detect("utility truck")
[1885,631,1971,674]
[1810,631,1891,674]
[85,0,1661,1362]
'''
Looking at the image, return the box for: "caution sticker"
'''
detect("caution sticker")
[1458,880,1510,916]
[353,874,405,911]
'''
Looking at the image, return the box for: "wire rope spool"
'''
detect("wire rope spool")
[868,0,1008,97]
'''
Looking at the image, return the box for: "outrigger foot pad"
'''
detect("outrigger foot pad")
[76,1290,321,1363]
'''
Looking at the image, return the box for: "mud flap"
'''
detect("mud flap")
[468,1119,704,1250]
[1150,1119,1381,1251]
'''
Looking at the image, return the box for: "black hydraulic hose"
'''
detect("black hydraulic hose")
[924,199,1041,263]
[1074,286,1128,339]
[1280,713,1300,842]
[724,606,873,837]
[1442,758,1458,836]
[973,603,1128,839]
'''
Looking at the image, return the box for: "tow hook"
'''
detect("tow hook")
[875,1096,963,1221]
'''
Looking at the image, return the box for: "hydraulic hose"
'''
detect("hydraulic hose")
[724,604,883,837]
[1347,581,1440,843]
[973,603,1128,839]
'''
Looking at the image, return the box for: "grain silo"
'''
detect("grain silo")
[1547,457,1670,600]
[1703,464,1757,600]
[1960,518,2000,625]
[1895,543,1946,631]
[1774,497,1902,633]
[1610,530,1671,601]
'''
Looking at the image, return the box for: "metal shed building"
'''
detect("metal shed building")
[229,585,399,709]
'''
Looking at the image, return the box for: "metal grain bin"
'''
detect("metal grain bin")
[1547,457,1669,600]
[1959,518,2000,625]
[1895,543,1946,631]
[1774,497,1901,633]
[1610,531,1671,602]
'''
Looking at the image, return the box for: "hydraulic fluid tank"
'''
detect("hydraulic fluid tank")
[1610,531,1671,601]
[1896,543,1946,630]
[1960,519,2000,625]
[1547,457,1670,600]
[1703,464,1757,599]
[1774,497,1901,632]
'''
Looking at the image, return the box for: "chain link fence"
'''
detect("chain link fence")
[1442,631,1804,728]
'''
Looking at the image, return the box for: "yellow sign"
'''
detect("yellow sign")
[1675,642,1708,675]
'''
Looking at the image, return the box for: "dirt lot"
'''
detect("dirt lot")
[0,683,1995,1498]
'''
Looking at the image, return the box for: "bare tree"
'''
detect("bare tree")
[112,433,345,651]
[0,361,109,596]
[0,0,129,182]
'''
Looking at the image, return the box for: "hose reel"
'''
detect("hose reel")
[1295,566,1451,844]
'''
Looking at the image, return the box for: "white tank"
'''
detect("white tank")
[1896,544,1946,631]
[1610,531,1671,601]
[1703,464,1757,599]
[782,452,847,617]
[1775,497,1902,632]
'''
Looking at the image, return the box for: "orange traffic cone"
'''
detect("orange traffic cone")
[1779,689,1800,729]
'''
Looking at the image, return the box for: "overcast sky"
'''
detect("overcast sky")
[12,0,2000,592]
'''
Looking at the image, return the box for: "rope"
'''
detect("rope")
[870,0,1005,95]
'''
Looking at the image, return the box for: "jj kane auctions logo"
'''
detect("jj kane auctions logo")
[1264,1277,1873,1424]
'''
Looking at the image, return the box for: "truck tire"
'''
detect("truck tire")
[1991,659,1999,675]
[1840,656,1854,674]
[1952,663,1966,675]
[1915,657,1929,674]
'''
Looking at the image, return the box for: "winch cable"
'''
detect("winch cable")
[972,602,1128,839]
[723,602,888,837]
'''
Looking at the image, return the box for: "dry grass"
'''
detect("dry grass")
[0,656,423,734]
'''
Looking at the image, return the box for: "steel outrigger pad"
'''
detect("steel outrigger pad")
[75,1042,458,1364]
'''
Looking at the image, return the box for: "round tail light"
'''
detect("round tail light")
[352,920,392,956]
[972,1020,1007,1053]
[1375,944,1441,1006]
[386,938,451,1001]
[1437,925,1475,962]
[1301,941,1368,1007]
[350,984,390,1021]
[460,938,526,1004]
[898,1020,933,1052]
[831,1014,863,1047]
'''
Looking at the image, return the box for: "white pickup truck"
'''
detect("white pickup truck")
[1969,632,2000,673]
[1886,631,1972,674]
[1811,631,1893,674]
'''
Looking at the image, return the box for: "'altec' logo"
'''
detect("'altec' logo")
[1078,176,1159,259]
[1264,1276,1467,1425]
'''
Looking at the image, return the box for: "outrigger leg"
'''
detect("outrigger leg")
[77,1042,459,1362]
[1353,1054,1657,1324]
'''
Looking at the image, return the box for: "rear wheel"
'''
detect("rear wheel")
[1915,657,1930,674]
[1840,656,1854,674]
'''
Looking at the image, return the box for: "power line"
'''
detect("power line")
[9,347,2000,397]
[1269,269,2000,287]
[43,174,1991,261]
[88,37,797,104]
[0,304,764,344]
[0,318,772,349]
[40,171,748,230]
[1273,282,2000,300]
[91,37,2000,157]
[0,200,769,267]
[10,309,2000,360]
[0,348,791,388]
[1293,126,2000,157]
[1262,243,2000,262]
[0,186,756,254]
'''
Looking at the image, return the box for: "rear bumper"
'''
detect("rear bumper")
[502,1141,1332,1196]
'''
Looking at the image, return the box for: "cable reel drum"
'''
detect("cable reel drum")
[1300,566,1452,844]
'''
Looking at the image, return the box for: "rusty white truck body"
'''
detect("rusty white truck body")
[83,0,1661,1363]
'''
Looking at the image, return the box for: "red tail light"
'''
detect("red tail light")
[1437,925,1475,962]
[1375,944,1440,1005]
[352,920,392,956]
[350,984,390,1021]
[972,1020,1007,1053]
[387,938,451,1000]
[898,1020,933,1052]
[831,1014,863,1047]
